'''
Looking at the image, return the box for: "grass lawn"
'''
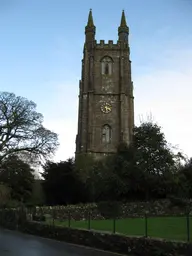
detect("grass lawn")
[47,216,192,242]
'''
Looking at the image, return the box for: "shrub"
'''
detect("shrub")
[168,195,188,209]
[97,201,122,219]
[32,215,46,222]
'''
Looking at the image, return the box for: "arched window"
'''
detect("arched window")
[105,63,109,74]
[101,57,113,75]
[102,124,112,143]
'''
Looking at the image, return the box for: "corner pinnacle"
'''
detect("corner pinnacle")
[120,10,127,27]
[87,8,94,27]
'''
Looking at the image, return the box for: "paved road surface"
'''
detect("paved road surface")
[0,228,123,256]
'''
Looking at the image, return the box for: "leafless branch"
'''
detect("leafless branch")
[0,92,59,164]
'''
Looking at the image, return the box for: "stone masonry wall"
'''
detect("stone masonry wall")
[33,199,191,221]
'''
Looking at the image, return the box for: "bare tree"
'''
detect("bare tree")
[0,92,59,164]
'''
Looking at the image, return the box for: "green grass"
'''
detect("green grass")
[46,216,192,242]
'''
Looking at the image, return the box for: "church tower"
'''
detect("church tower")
[75,10,134,158]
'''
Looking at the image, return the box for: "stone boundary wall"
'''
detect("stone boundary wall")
[34,199,191,221]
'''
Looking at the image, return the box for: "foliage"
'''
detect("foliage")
[97,201,122,218]
[0,91,59,164]
[40,121,191,205]
[132,122,178,199]
[0,209,18,229]
[176,158,192,198]
[75,153,96,183]
[0,155,35,203]
[86,122,186,202]
[5,199,24,208]
[167,195,189,209]
[133,122,175,175]
[0,183,11,206]
[32,215,46,222]
[42,158,86,205]
[28,179,45,206]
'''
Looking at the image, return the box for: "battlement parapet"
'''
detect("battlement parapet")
[96,39,119,49]
[95,40,128,49]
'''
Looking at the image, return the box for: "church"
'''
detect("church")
[75,10,134,158]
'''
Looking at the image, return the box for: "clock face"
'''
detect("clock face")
[101,102,112,113]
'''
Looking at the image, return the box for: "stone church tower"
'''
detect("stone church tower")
[75,10,134,158]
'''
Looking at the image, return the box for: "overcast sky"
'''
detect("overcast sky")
[0,0,192,161]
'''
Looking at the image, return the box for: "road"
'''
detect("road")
[0,228,124,256]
